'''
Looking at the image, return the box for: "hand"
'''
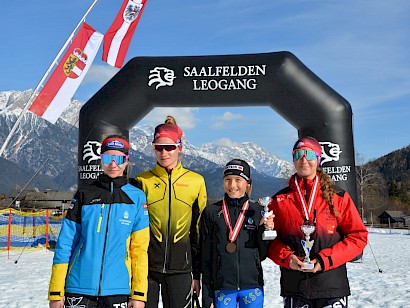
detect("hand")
[289,255,322,273]
[192,279,201,297]
[288,254,304,271]
[302,258,322,273]
[128,299,145,308]
[49,300,64,308]
[263,212,275,230]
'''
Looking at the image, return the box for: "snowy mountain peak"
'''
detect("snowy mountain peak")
[0,90,293,196]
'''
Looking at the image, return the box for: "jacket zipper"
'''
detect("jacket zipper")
[68,243,83,274]
[163,172,172,273]
[97,204,105,233]
[98,181,113,295]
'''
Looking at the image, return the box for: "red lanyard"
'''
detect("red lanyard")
[222,199,250,242]
[294,175,319,222]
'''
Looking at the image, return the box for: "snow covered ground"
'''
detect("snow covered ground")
[1,227,409,308]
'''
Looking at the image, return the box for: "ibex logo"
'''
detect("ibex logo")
[83,140,101,164]
[320,141,342,165]
[65,296,86,308]
[148,67,176,89]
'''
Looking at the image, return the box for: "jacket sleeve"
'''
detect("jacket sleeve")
[200,206,214,298]
[317,191,368,272]
[267,238,294,269]
[48,191,82,300]
[267,198,294,269]
[130,192,150,302]
[191,177,208,279]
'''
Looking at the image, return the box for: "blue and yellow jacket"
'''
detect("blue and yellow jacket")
[135,163,207,279]
[48,175,149,301]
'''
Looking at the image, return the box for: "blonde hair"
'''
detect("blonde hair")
[246,183,252,198]
[164,115,177,125]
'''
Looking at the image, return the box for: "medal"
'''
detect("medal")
[226,242,237,253]
[222,198,250,254]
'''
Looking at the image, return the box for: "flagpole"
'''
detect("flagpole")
[0,0,99,158]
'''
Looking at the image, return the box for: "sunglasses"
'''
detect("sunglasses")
[153,144,179,152]
[101,154,129,165]
[292,149,319,161]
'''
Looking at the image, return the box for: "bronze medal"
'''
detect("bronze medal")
[226,242,237,253]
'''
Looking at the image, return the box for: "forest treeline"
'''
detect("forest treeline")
[356,144,410,222]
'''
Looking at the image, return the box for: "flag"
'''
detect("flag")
[29,23,103,124]
[102,0,147,68]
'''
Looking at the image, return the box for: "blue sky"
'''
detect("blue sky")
[1,1,409,162]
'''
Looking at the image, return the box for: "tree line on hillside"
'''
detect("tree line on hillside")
[356,145,410,224]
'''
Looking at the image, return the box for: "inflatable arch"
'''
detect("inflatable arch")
[78,51,358,204]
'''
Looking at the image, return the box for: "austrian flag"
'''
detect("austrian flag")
[102,0,147,68]
[29,23,103,124]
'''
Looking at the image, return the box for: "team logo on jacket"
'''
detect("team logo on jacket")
[64,48,87,79]
[148,67,176,89]
[143,203,149,215]
[119,211,131,226]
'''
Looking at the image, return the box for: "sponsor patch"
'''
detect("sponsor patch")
[224,165,244,171]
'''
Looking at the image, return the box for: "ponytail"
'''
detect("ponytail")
[317,167,340,216]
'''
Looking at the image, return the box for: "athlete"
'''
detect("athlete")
[267,136,368,308]
[200,159,274,308]
[135,116,207,308]
[48,135,149,308]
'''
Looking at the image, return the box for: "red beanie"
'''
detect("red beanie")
[292,136,322,156]
[153,124,183,147]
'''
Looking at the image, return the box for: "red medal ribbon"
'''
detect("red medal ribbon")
[222,198,250,242]
[294,175,319,221]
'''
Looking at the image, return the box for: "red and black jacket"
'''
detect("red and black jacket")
[268,173,368,299]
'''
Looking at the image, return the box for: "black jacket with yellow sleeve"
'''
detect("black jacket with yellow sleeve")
[135,163,207,278]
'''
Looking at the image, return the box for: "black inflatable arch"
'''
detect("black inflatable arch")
[78,51,358,204]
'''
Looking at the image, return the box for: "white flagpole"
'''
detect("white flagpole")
[0,0,99,158]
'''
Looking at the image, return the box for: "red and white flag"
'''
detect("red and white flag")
[29,23,103,124]
[102,0,147,68]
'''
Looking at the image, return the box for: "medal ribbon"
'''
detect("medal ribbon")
[294,175,319,221]
[222,199,250,242]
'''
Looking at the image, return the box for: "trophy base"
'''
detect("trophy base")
[262,230,277,240]
[301,262,314,270]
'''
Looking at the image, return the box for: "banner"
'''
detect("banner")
[29,23,103,124]
[102,0,147,68]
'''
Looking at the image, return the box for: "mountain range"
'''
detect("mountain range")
[0,90,294,201]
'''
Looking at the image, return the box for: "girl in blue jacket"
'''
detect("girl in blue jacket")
[48,135,150,308]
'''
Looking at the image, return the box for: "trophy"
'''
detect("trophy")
[258,196,277,240]
[300,222,315,269]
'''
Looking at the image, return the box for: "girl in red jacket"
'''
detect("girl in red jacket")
[268,136,368,308]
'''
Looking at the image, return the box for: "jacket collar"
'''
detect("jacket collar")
[224,193,249,207]
[289,173,320,193]
[153,162,183,177]
[98,174,128,190]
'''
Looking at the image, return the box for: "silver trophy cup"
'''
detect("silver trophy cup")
[258,196,277,240]
[300,223,315,269]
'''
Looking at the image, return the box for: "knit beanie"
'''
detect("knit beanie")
[101,136,130,154]
[224,159,251,183]
[292,136,322,156]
